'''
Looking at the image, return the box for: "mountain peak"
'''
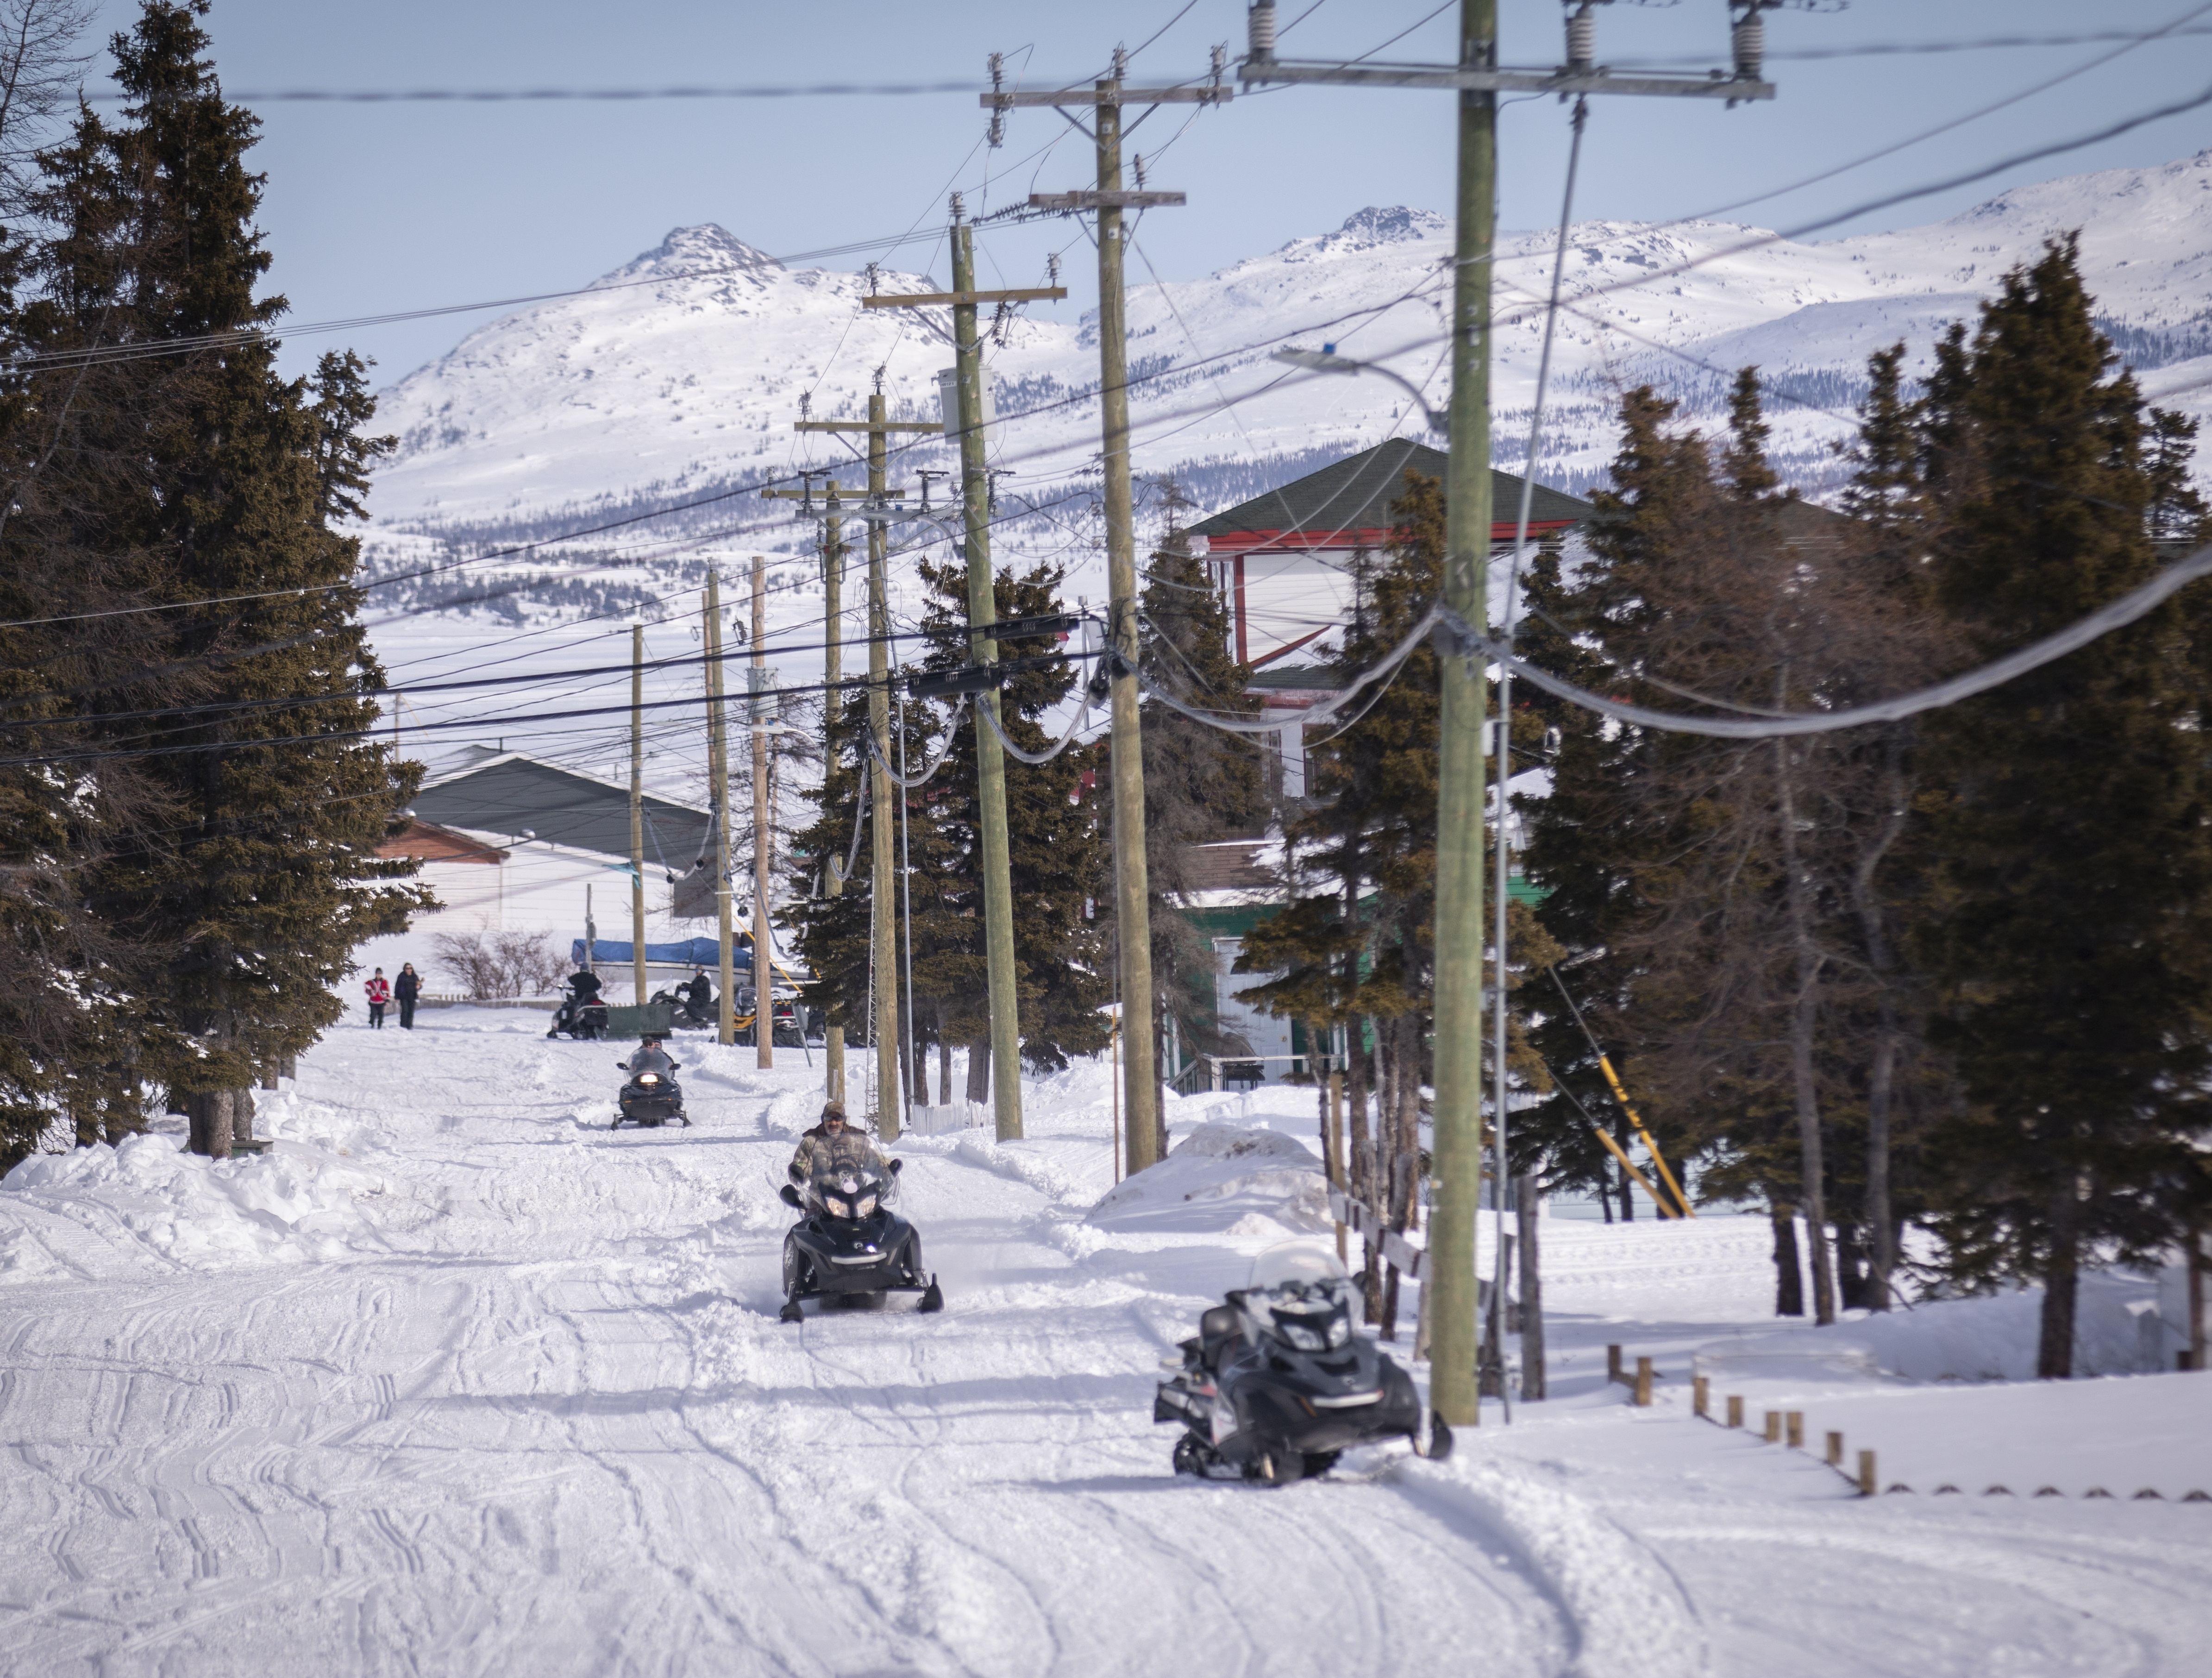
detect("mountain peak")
[598,224,782,287]
[1332,206,1448,246]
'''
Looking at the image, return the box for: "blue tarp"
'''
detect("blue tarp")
[572,937,751,970]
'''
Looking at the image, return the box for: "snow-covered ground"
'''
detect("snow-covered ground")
[4,1010,2210,1675]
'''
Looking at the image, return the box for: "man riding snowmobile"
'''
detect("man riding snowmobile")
[612,1036,687,1128]
[648,968,716,1029]
[547,967,609,1040]
[778,1100,940,1320]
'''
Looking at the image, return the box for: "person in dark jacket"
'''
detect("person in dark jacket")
[395,962,422,1030]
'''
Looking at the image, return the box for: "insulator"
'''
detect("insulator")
[987,110,1004,148]
[1248,0,1277,63]
[1732,10,1765,82]
[1566,3,1595,71]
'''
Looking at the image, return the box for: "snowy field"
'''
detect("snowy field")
[4,1008,2211,1676]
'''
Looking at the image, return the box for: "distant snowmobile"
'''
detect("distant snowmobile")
[648,987,716,1030]
[610,1045,688,1129]
[1154,1243,1452,1485]
[777,1161,942,1321]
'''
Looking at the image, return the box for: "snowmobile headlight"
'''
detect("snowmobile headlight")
[636,1073,660,1086]
[1327,1314,1352,1349]
[824,1195,850,1219]
[856,1194,877,1218]
[1278,1320,1328,1352]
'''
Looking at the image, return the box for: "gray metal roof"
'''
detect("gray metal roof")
[412,754,711,870]
[1187,439,1591,543]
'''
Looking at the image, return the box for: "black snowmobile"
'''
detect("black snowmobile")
[1154,1243,1452,1485]
[610,1047,689,1129]
[777,1160,942,1321]
[648,984,717,1030]
[547,974,610,1041]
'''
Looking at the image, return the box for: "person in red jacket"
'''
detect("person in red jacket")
[365,969,391,1029]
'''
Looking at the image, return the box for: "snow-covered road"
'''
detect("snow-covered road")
[3,1011,2209,1675]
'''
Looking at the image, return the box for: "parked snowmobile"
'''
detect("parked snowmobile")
[777,1160,942,1321]
[1154,1243,1452,1485]
[648,986,716,1030]
[610,1043,689,1129]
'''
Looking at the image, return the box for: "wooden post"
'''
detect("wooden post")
[1857,1449,1877,1497]
[751,552,773,1071]
[1726,1394,1744,1429]
[1633,1356,1653,1407]
[1786,1411,1804,1449]
[821,486,846,1106]
[1109,1007,1122,1184]
[707,572,736,1048]
[1763,1410,1782,1444]
[1607,1343,1624,1385]
[1693,1375,1709,1418]
[631,623,647,1006]
[1826,1430,1844,1468]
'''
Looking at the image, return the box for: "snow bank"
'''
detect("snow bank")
[1,1127,396,1275]
[1087,1120,1330,1237]
[1694,1267,2171,1386]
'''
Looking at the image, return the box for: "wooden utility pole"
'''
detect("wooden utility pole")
[989,51,1221,1175]
[706,570,736,1047]
[762,479,852,1100]
[631,623,647,1005]
[751,553,773,1069]
[859,290,1061,1144]
[1240,0,1775,1427]
[949,208,1023,1142]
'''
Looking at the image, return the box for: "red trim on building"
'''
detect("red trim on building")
[1203,519,1577,557]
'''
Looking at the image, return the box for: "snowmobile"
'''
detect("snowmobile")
[1154,1243,1452,1485]
[610,1055,689,1129]
[546,993,610,1040]
[777,1160,942,1321]
[648,986,716,1030]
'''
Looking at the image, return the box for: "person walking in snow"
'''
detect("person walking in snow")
[394,962,421,1030]
[365,969,391,1029]
[788,1101,884,1184]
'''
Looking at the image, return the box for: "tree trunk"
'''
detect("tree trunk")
[1516,1170,1545,1400]
[1616,1115,1636,1219]
[187,1090,233,1160]
[1851,753,1909,1314]
[1775,737,1836,1325]
[1598,1178,1613,1224]
[1835,1221,1868,1311]
[965,1034,990,1105]
[231,1088,256,1149]
[260,1063,279,1093]
[1771,1200,1805,1317]
[2037,1182,2080,1379]
[936,1006,953,1107]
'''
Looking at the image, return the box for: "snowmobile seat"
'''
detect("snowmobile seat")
[1198,1304,1242,1373]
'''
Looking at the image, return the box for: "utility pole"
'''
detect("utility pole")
[771,399,944,1137]
[762,478,852,1100]
[631,623,647,1006]
[865,262,1066,1143]
[751,552,773,1070]
[988,45,1225,1175]
[706,570,736,1048]
[1240,0,1775,1427]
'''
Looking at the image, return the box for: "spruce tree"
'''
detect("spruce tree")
[1909,239,2212,1376]
[1138,524,1264,1071]
[25,3,422,1155]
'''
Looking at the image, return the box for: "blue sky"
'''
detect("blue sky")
[73,0,2212,383]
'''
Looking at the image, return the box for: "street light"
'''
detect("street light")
[1270,345,1449,436]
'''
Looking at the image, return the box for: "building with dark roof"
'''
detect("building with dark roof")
[1185,438,1592,669]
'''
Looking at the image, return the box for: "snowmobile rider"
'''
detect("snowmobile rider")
[625,1036,680,1081]
[567,967,604,1005]
[788,1101,885,1185]
[682,968,713,1014]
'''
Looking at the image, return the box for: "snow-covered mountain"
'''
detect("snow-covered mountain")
[364,149,2212,634]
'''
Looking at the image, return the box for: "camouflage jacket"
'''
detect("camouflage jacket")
[789,1124,885,1183]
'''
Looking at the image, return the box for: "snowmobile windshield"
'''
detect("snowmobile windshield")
[1248,1242,1356,1352]
[809,1168,884,1222]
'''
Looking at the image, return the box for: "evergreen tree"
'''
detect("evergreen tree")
[912,553,1111,1082]
[1907,239,2212,1375]
[1138,522,1264,1074]
[15,2,422,1158]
